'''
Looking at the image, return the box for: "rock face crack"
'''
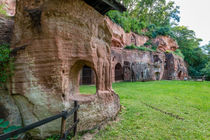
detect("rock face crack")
[141,101,184,120]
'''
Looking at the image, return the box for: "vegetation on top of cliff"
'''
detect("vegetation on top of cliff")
[124,44,156,52]
[165,49,184,59]
[108,0,209,79]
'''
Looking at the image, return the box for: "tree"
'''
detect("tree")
[201,62,210,80]
[118,0,180,27]
[172,26,208,77]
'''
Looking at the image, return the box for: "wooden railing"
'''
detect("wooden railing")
[0,101,79,140]
[190,76,205,81]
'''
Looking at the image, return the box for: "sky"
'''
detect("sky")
[167,0,210,46]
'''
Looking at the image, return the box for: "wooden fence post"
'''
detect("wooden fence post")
[60,112,67,140]
[73,101,78,137]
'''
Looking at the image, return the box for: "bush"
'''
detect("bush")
[124,44,137,50]
[137,46,155,52]
[125,44,155,52]
[106,10,146,34]
[0,44,12,87]
[0,118,21,139]
[201,61,210,81]
[173,49,184,59]
[165,49,185,59]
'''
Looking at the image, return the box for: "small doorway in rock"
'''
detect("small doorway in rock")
[131,34,137,46]
[178,71,182,79]
[141,72,144,81]
[80,65,96,85]
[115,63,123,81]
[155,72,160,80]
[79,65,96,94]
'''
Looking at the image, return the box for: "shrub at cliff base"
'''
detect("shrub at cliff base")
[0,44,12,87]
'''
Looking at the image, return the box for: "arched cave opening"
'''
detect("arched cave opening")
[155,72,160,80]
[115,63,123,81]
[80,65,96,85]
[70,60,97,95]
[178,71,182,79]
[131,34,137,46]
[123,61,132,81]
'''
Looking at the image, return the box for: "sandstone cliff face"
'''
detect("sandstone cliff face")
[111,48,165,82]
[10,0,120,138]
[106,18,187,82]
[152,36,179,52]
[0,87,22,127]
[106,18,149,48]
[0,0,16,16]
[163,53,188,80]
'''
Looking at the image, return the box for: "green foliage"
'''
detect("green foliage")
[201,61,210,80]
[165,49,184,59]
[144,40,158,51]
[124,44,155,52]
[124,44,137,49]
[137,46,155,52]
[0,4,7,16]
[0,118,21,139]
[107,10,146,34]
[171,26,208,77]
[173,49,184,59]
[0,44,13,87]
[0,121,9,128]
[130,0,180,27]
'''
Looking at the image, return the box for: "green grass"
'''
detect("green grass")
[80,81,210,140]
[79,85,96,95]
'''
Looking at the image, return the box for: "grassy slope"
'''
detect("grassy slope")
[80,81,210,140]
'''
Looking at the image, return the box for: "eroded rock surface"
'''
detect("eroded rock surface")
[162,53,188,80]
[0,87,22,127]
[106,17,149,48]
[152,36,179,52]
[0,16,14,45]
[111,49,165,82]
[10,0,120,138]
[107,19,187,82]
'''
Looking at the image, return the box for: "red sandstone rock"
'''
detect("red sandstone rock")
[152,36,179,52]
[106,18,149,48]
[162,53,188,80]
[10,0,120,138]
[111,48,165,82]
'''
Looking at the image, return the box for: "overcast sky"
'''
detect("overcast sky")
[167,0,210,46]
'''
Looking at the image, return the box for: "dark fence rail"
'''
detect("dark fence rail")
[0,101,79,140]
[190,76,206,81]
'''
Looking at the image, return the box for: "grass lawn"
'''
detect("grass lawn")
[80,81,210,140]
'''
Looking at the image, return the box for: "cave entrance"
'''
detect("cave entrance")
[155,72,160,80]
[115,63,123,81]
[131,34,137,46]
[123,61,131,81]
[80,65,96,85]
[70,60,97,95]
[178,71,182,79]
